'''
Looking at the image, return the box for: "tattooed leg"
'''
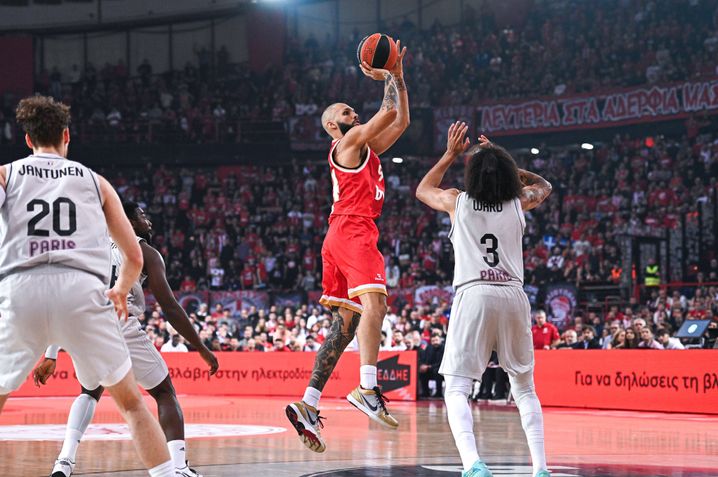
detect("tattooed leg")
[308,307,361,392]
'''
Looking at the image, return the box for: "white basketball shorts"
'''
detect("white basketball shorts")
[0,268,131,394]
[440,283,534,380]
[120,317,169,390]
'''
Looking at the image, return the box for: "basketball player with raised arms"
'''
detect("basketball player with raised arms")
[416,123,552,477]
[0,96,176,477]
[285,41,409,452]
[33,201,219,477]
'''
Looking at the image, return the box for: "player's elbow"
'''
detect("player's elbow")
[125,245,144,271]
[415,186,428,204]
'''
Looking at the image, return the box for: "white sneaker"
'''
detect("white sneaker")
[176,462,202,477]
[50,458,75,477]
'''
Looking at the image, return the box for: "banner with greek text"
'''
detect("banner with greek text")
[534,350,718,414]
[14,351,418,401]
[433,78,718,138]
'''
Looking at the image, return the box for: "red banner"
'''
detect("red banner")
[14,351,418,401]
[534,350,718,414]
[432,78,718,140]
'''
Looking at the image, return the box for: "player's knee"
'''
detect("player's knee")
[444,375,472,399]
[147,377,177,402]
[509,372,536,403]
[82,385,104,402]
[364,301,387,321]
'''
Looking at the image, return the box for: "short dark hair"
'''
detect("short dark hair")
[464,144,522,204]
[122,201,141,220]
[15,95,71,147]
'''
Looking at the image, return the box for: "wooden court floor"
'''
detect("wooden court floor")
[1,395,716,476]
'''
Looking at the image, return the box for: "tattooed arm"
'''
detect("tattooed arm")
[518,168,552,211]
[365,41,410,155]
[308,307,361,392]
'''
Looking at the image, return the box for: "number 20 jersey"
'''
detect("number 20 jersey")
[449,192,525,290]
[0,154,111,283]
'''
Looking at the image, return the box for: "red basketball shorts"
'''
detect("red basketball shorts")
[320,215,387,314]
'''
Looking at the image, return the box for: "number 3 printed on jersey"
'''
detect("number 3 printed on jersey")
[480,233,500,267]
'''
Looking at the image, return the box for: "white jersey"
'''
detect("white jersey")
[449,192,525,290]
[110,237,149,319]
[0,154,110,283]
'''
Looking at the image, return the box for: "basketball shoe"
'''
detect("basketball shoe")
[346,386,398,429]
[462,460,492,477]
[176,462,202,477]
[50,458,75,477]
[285,401,326,453]
[534,471,551,477]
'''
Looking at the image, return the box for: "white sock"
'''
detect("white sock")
[302,387,322,409]
[510,372,548,475]
[59,394,97,461]
[167,439,187,469]
[148,459,175,477]
[360,365,377,389]
[444,375,480,471]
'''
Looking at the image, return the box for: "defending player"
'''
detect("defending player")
[0,96,176,477]
[416,123,552,477]
[34,201,219,477]
[285,42,409,452]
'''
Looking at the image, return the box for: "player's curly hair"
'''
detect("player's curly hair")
[15,95,71,147]
[464,143,522,204]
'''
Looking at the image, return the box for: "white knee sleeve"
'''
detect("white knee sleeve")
[444,375,473,398]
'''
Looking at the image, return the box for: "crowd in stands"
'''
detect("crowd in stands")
[95,123,718,368]
[1,0,715,144]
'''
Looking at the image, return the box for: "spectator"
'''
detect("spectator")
[161,334,189,352]
[638,328,664,349]
[532,310,560,350]
[656,329,685,349]
[572,326,601,349]
[557,329,578,349]
[419,334,445,398]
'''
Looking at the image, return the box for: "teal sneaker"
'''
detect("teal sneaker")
[462,460,492,477]
[535,471,551,477]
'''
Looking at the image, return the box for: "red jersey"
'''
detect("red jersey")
[328,140,385,220]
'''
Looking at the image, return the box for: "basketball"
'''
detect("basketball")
[357,33,398,70]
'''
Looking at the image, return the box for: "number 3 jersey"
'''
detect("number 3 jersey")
[0,153,111,283]
[449,192,525,290]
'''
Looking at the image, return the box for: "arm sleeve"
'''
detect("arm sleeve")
[45,345,60,360]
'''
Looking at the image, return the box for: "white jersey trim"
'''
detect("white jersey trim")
[448,192,463,240]
[329,140,372,174]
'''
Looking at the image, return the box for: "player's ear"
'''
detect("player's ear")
[24,133,34,150]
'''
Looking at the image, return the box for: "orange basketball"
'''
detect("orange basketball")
[357,33,398,70]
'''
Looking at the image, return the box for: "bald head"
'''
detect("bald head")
[321,102,357,139]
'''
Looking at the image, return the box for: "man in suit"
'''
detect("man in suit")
[572,325,601,349]
[419,333,445,397]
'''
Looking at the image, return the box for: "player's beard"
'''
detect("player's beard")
[338,122,355,136]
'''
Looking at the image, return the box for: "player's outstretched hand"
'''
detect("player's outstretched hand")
[478,134,492,148]
[359,61,389,81]
[106,287,129,321]
[447,121,471,156]
[388,39,407,78]
[33,358,56,387]
[200,346,219,376]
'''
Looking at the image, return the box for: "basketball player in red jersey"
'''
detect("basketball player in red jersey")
[286,41,409,453]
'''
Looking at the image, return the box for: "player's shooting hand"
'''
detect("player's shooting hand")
[106,287,129,321]
[447,121,471,156]
[388,39,407,78]
[359,61,389,81]
[33,358,56,387]
[478,134,492,148]
[200,346,219,375]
